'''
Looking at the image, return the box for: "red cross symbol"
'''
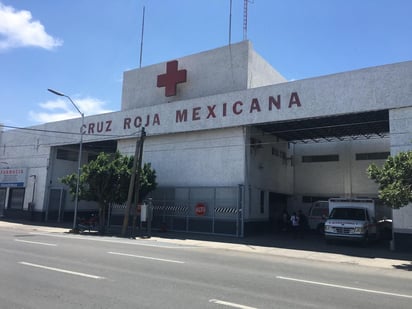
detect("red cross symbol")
[157,60,187,97]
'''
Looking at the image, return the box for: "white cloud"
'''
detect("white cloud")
[0,2,62,51]
[29,97,113,123]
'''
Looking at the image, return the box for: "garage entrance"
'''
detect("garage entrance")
[254,110,389,143]
[250,109,390,235]
[47,139,118,223]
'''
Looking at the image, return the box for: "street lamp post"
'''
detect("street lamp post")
[48,88,84,230]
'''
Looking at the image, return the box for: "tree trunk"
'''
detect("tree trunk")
[98,202,107,235]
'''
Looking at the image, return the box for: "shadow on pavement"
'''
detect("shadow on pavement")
[151,229,412,268]
[3,218,411,270]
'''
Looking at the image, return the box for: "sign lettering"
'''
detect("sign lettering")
[84,92,302,134]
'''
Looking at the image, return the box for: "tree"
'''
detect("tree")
[60,151,157,233]
[367,151,412,209]
[138,162,158,203]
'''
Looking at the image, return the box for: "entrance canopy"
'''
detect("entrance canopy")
[254,110,389,143]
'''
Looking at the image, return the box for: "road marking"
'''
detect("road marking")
[276,276,412,299]
[209,299,257,309]
[14,239,57,246]
[108,251,185,264]
[32,232,196,249]
[19,262,105,280]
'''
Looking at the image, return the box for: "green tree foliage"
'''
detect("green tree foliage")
[60,151,157,232]
[367,151,412,209]
[138,162,158,203]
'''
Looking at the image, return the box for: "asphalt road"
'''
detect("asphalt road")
[0,224,411,309]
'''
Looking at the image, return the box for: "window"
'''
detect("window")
[302,155,339,163]
[271,147,286,159]
[356,152,390,160]
[302,196,332,203]
[8,188,25,210]
[330,208,366,220]
[56,149,78,161]
[311,207,329,217]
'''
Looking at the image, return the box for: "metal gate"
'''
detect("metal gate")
[149,186,243,237]
[47,188,66,222]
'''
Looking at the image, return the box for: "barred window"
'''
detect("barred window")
[302,154,339,163]
[356,152,390,160]
[8,188,25,210]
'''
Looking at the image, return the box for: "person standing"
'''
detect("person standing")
[290,212,299,238]
[281,209,290,232]
[298,210,307,238]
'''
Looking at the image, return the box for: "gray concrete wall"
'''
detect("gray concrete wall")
[117,127,245,187]
[293,139,390,198]
[121,41,286,110]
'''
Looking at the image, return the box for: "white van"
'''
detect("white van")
[308,201,329,233]
[325,198,377,242]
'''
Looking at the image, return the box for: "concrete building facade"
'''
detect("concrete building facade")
[0,41,411,249]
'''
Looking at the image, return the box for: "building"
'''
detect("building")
[1,41,411,250]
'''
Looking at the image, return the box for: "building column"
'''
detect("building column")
[389,107,412,251]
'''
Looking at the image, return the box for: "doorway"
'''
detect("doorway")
[0,188,6,216]
[47,188,66,222]
[268,192,288,233]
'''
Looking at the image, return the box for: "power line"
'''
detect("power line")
[1,116,389,156]
[1,124,133,138]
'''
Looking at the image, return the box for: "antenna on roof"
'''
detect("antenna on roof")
[243,0,254,41]
[229,0,233,45]
[139,6,146,68]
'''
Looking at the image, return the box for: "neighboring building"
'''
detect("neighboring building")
[1,41,411,250]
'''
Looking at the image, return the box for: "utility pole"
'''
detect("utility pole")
[121,127,146,236]
[131,126,146,236]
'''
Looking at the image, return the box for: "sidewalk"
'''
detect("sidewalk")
[1,220,411,271]
[150,231,412,271]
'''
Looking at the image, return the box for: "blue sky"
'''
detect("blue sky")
[1,0,411,128]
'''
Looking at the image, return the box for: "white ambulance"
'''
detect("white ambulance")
[324,198,381,243]
[307,201,329,234]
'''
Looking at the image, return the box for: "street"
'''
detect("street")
[0,223,411,309]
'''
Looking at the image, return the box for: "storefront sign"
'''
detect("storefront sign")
[0,168,27,188]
